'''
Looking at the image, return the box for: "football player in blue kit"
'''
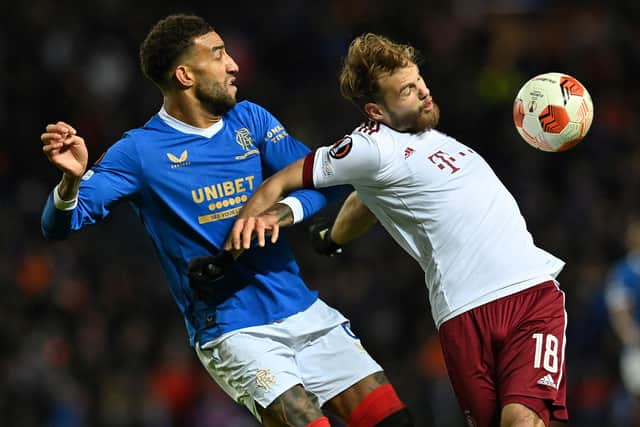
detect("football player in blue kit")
[39,14,412,427]
[606,219,640,425]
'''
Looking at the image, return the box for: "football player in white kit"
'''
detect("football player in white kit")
[225,33,569,427]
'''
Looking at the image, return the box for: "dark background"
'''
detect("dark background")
[2,0,638,426]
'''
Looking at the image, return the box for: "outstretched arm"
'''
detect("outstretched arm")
[225,157,305,250]
[309,191,377,256]
[329,191,377,245]
[225,130,380,251]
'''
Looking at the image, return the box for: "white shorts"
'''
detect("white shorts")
[195,299,383,420]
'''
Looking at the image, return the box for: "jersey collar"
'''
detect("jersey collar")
[158,106,224,138]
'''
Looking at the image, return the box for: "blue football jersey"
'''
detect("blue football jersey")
[42,101,337,346]
[607,254,640,322]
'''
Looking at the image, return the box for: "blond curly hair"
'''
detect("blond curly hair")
[339,33,417,110]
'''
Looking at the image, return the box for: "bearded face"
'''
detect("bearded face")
[185,32,239,117]
[194,78,237,116]
[387,99,440,133]
[372,64,440,134]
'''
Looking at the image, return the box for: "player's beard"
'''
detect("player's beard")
[195,79,237,116]
[389,101,440,134]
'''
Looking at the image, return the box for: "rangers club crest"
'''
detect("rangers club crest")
[329,136,352,159]
[255,369,276,391]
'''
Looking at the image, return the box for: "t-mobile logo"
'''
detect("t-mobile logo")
[428,150,460,174]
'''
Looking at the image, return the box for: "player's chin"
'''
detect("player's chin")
[411,113,436,132]
[423,105,440,129]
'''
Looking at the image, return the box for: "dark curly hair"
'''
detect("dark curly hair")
[139,14,213,89]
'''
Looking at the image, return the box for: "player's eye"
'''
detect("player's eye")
[211,47,225,60]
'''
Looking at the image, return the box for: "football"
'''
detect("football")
[513,72,594,152]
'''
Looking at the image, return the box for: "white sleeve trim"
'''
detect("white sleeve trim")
[278,197,304,224]
[53,184,78,211]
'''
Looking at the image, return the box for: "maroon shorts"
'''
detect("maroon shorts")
[439,281,568,427]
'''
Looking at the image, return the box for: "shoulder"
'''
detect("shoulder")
[124,114,168,140]
[349,119,383,138]
[349,120,409,146]
[321,124,382,171]
[430,129,459,143]
[428,129,472,150]
[104,115,169,159]
[113,118,157,150]
[114,129,145,152]
[225,100,271,120]
[224,101,279,138]
[347,121,402,158]
[346,120,383,146]
[231,99,255,113]
[429,128,450,140]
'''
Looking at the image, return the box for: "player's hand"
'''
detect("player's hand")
[187,251,235,297]
[309,218,342,257]
[224,214,280,251]
[40,121,88,178]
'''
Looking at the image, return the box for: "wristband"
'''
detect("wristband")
[53,184,78,210]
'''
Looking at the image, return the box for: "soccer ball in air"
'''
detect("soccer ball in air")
[513,72,594,152]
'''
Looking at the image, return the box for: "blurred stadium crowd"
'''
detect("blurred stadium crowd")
[2,0,640,426]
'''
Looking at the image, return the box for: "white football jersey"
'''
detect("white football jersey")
[303,121,565,328]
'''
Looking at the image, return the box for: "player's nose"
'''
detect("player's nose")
[417,79,429,99]
[225,53,239,74]
[418,85,430,99]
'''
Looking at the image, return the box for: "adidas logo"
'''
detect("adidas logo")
[404,147,415,159]
[537,374,557,388]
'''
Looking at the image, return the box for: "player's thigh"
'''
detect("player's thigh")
[439,313,499,427]
[296,322,384,419]
[257,384,324,427]
[497,282,568,425]
[196,331,306,421]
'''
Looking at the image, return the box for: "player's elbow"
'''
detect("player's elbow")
[40,212,74,240]
[41,224,71,240]
[40,199,75,240]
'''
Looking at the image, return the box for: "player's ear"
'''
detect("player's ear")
[174,65,195,88]
[364,102,385,122]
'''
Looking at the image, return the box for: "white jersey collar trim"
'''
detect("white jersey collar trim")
[158,106,224,138]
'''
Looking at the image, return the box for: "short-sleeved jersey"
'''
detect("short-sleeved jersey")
[42,101,334,346]
[605,253,640,321]
[303,121,565,327]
